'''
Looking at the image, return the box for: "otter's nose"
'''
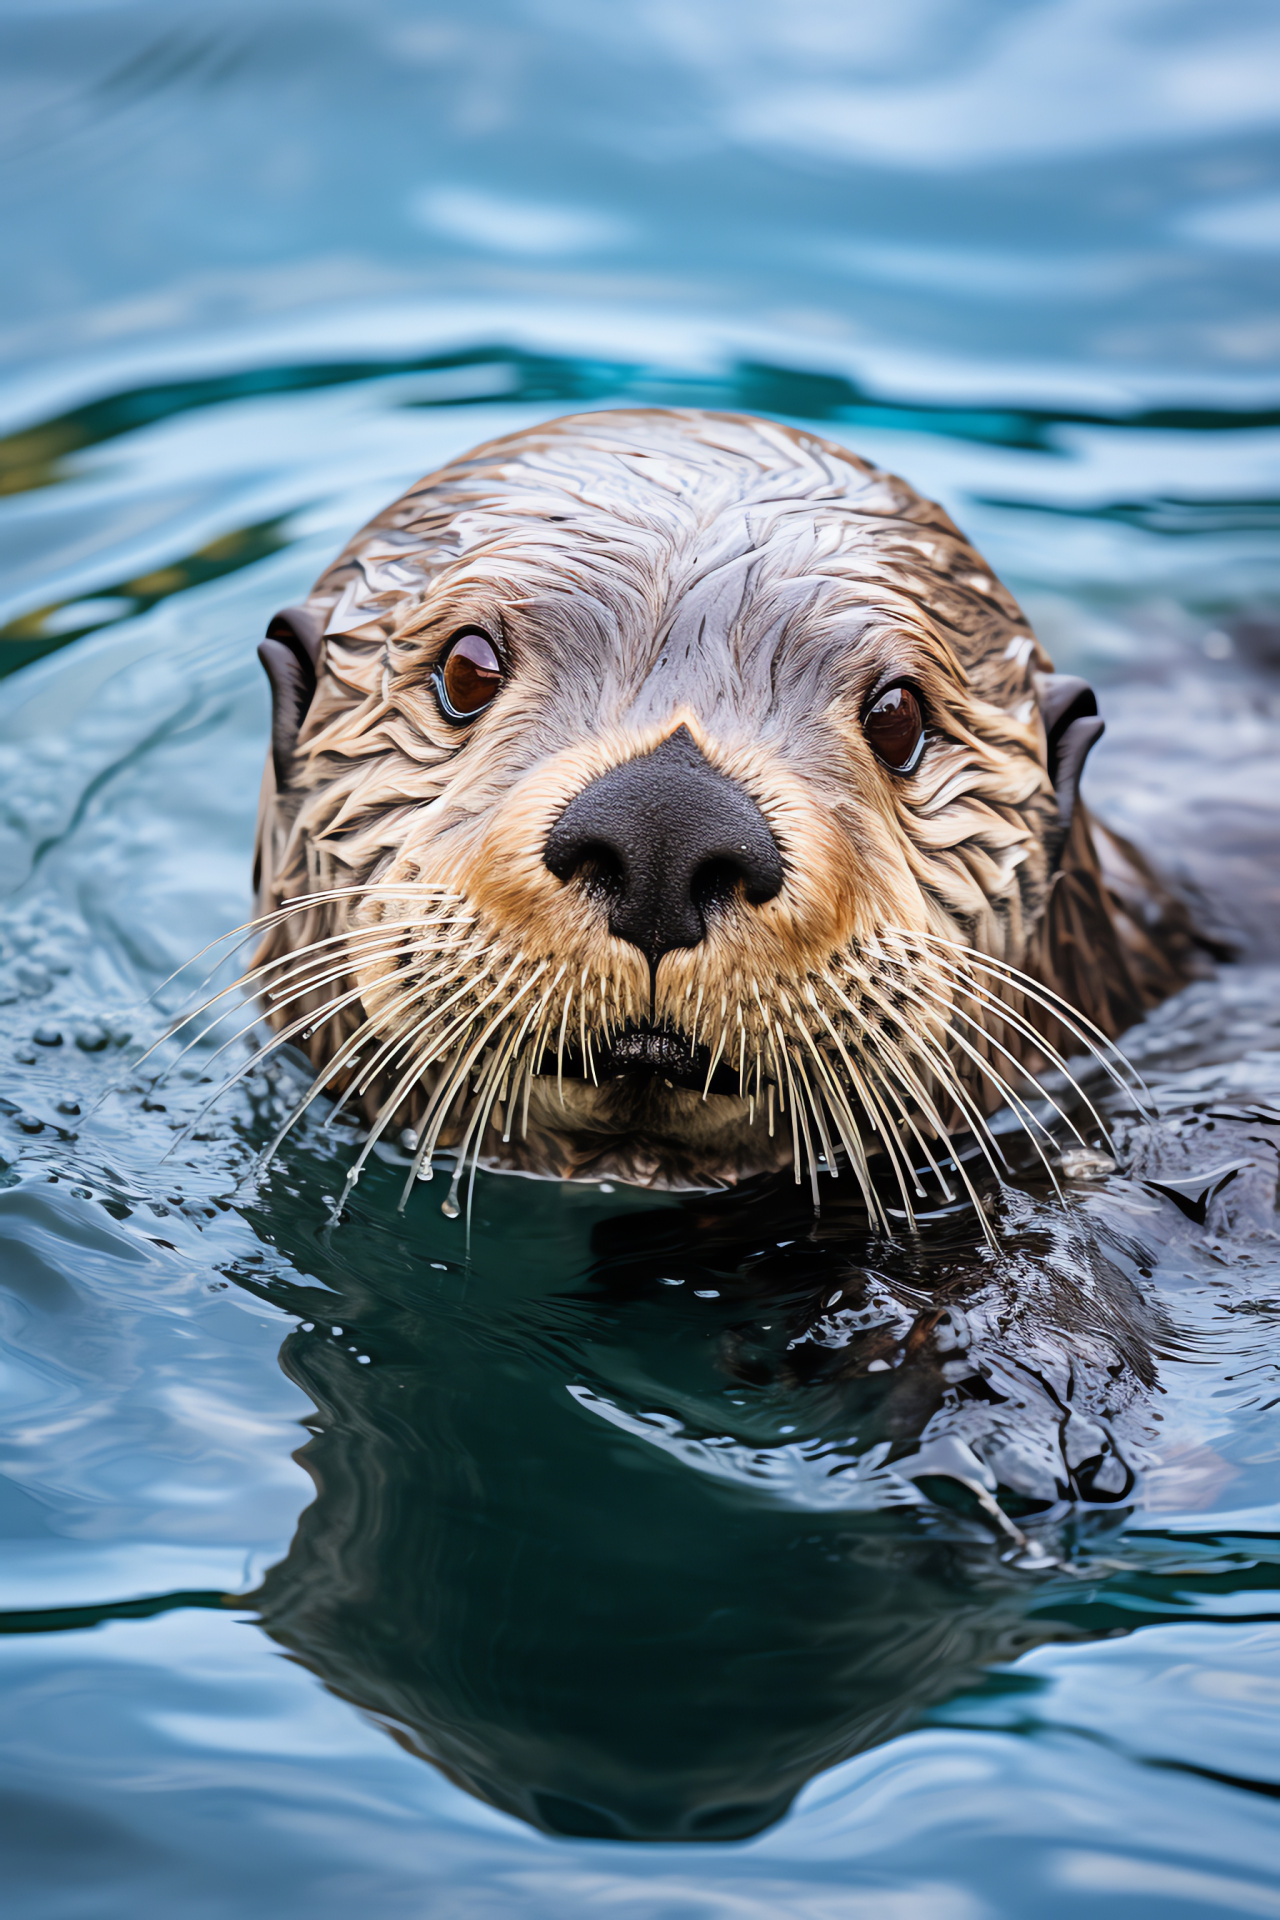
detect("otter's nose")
[543,725,783,968]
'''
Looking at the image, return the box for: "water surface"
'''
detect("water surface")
[2,3,1280,1914]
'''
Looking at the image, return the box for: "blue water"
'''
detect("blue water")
[3,2,1280,1913]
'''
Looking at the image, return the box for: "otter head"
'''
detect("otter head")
[253,409,1123,1212]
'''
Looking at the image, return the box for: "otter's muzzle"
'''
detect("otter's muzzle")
[543,725,783,968]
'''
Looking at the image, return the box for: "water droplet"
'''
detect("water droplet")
[658,1276,684,1286]
[440,1195,460,1219]
[694,1288,720,1298]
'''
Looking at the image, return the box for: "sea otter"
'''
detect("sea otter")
[249,409,1199,1216]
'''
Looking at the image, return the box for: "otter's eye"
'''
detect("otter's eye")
[864,685,925,772]
[437,630,502,721]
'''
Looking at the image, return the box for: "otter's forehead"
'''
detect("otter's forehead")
[314,410,1036,707]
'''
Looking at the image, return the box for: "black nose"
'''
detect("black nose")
[543,726,784,968]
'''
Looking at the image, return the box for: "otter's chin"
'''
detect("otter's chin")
[508,1073,793,1191]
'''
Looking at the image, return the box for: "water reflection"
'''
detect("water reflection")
[240,1156,1167,1840]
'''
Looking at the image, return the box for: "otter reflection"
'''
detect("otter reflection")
[244,1170,1164,1842]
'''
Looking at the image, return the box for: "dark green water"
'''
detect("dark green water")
[2,3,1280,1914]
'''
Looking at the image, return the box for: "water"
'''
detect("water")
[2,1,1280,1911]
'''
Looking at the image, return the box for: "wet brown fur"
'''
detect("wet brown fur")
[252,409,1200,1195]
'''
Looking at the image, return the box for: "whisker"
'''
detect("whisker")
[257,917,470,1008]
[809,981,953,1202]
[329,951,525,1197]
[832,956,1012,1175]
[340,941,498,1104]
[853,1024,986,1217]
[830,1034,920,1230]
[151,882,464,1010]
[902,970,1090,1160]
[159,981,377,1160]
[139,915,466,1083]
[915,1010,1065,1199]
[806,1060,884,1226]
[508,970,565,1142]
[556,982,575,1107]
[493,995,548,1148]
[894,929,1151,1114]
[806,962,1001,1240]
[778,1038,804,1188]
[892,941,1114,1146]
[255,979,444,1174]
[700,1015,729,1100]
[786,1036,844,1213]
[451,999,546,1230]
[397,963,547,1209]
[335,985,516,1217]
[578,970,592,1087]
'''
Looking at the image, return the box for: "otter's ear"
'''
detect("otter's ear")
[1036,673,1105,832]
[258,605,326,788]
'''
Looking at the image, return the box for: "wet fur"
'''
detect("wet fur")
[252,409,1201,1194]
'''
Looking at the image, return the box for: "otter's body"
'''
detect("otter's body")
[252,410,1197,1204]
